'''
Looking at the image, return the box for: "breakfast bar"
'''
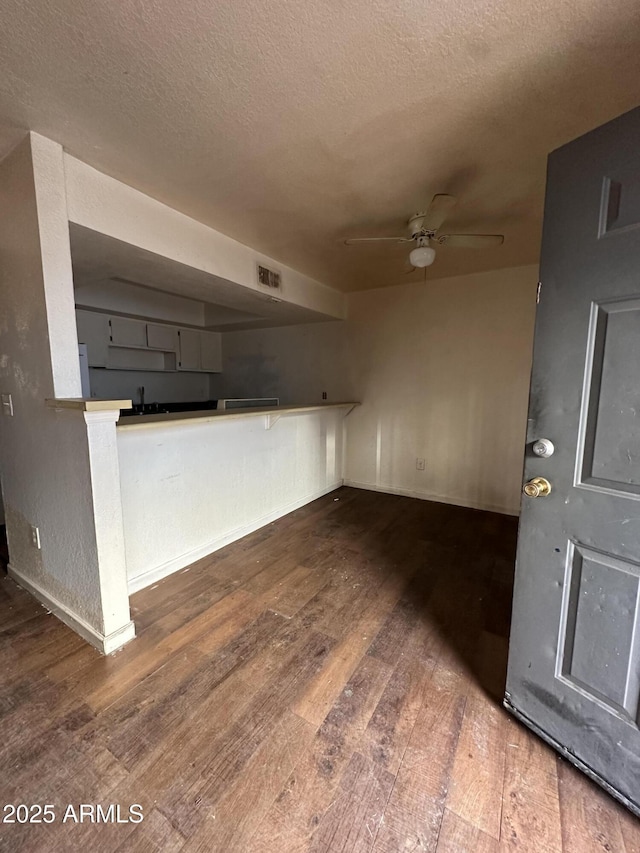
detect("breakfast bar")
[117,402,358,592]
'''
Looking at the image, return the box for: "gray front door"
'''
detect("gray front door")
[507,106,640,814]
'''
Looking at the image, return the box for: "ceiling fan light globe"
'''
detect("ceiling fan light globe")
[409,245,436,268]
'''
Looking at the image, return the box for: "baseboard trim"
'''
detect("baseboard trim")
[343,479,519,517]
[127,480,344,594]
[7,563,136,655]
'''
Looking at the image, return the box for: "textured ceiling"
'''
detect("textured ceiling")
[1,1,639,292]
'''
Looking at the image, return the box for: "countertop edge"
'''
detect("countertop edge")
[46,397,133,412]
[116,402,360,430]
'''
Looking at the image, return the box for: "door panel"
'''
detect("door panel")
[578,298,640,492]
[507,106,640,814]
[558,543,640,721]
[600,173,640,236]
[178,329,200,371]
[147,322,178,352]
[109,316,147,348]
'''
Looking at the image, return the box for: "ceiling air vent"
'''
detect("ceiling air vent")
[257,264,281,290]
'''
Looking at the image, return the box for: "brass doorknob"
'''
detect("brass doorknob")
[523,477,552,498]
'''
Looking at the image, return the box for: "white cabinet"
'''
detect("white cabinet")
[76,310,109,367]
[74,309,221,373]
[178,329,222,372]
[178,329,201,370]
[109,316,147,348]
[147,323,178,351]
[107,348,169,371]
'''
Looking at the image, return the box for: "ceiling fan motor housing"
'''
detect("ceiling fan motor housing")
[409,213,428,238]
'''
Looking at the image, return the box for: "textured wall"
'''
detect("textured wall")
[345,266,538,514]
[219,321,354,405]
[0,134,131,644]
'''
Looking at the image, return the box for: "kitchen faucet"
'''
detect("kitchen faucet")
[138,386,145,408]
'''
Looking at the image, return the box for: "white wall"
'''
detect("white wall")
[118,407,346,591]
[219,265,538,515]
[219,321,354,405]
[0,134,132,651]
[344,266,538,515]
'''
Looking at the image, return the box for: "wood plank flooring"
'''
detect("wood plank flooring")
[0,487,639,852]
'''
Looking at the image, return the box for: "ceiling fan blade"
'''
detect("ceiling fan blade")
[344,236,411,245]
[437,233,504,249]
[422,194,457,231]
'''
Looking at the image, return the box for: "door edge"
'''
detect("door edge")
[503,695,640,818]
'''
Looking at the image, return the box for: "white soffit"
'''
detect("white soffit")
[69,224,337,331]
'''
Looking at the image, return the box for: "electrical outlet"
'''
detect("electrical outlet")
[1,393,13,416]
[30,525,41,549]
[322,391,327,400]
[416,458,425,471]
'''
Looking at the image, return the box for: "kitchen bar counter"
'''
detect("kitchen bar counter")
[117,401,359,429]
[116,401,359,592]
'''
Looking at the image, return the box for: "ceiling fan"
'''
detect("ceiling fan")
[344,194,504,268]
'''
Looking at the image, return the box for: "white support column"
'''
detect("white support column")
[84,407,135,651]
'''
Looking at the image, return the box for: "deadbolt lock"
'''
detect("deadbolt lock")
[532,438,555,458]
[523,477,552,498]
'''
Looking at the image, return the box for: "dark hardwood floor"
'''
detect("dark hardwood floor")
[1,487,638,851]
